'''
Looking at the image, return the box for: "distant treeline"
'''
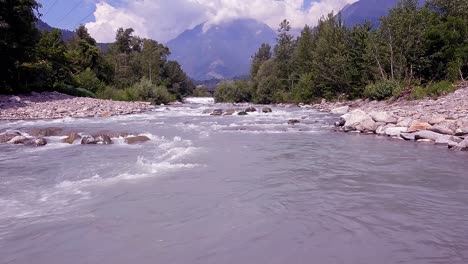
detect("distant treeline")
[215,0,468,104]
[0,0,194,104]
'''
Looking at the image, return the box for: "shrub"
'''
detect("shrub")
[54,83,96,98]
[214,80,253,103]
[132,78,175,104]
[192,87,212,97]
[364,80,402,101]
[73,68,105,93]
[410,81,454,99]
[290,73,317,104]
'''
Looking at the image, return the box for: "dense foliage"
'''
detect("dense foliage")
[215,0,467,103]
[0,1,195,102]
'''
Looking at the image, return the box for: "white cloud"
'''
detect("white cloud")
[86,0,357,43]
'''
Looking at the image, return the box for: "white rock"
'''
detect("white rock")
[342,110,376,132]
[369,111,398,124]
[385,127,408,137]
[331,106,350,115]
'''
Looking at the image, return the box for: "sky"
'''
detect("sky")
[37,0,357,43]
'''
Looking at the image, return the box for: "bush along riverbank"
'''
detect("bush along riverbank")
[312,83,468,151]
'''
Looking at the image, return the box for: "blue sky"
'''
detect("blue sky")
[37,0,356,42]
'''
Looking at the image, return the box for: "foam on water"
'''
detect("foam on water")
[0,135,201,224]
[184,97,215,104]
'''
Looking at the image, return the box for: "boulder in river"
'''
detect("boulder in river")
[8,136,29,144]
[211,109,223,116]
[223,109,236,116]
[245,107,257,113]
[451,138,468,151]
[26,138,47,147]
[63,132,81,144]
[385,127,408,137]
[341,110,376,132]
[413,130,447,142]
[262,107,273,113]
[238,112,248,116]
[331,106,349,115]
[81,136,98,145]
[125,136,151,144]
[334,118,346,127]
[0,132,21,143]
[288,119,300,125]
[95,135,113,145]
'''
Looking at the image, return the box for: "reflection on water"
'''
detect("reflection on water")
[1,99,468,264]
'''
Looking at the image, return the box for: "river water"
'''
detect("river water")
[1,98,468,264]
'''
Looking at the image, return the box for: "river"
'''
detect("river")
[1,98,468,264]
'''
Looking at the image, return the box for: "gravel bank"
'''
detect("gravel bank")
[0,92,155,120]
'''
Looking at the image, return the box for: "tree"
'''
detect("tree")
[115,28,135,54]
[34,29,70,87]
[254,59,281,104]
[162,61,194,99]
[294,25,315,76]
[250,43,272,80]
[311,13,351,98]
[274,19,295,88]
[139,39,170,83]
[0,0,40,92]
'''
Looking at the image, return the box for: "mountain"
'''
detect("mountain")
[339,0,426,27]
[167,19,277,81]
[36,19,75,41]
[36,20,112,52]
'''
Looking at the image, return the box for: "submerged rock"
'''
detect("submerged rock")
[288,119,300,125]
[81,136,98,145]
[211,109,223,116]
[238,112,248,116]
[125,136,151,144]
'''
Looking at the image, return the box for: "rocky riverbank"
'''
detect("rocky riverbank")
[311,83,468,151]
[0,92,154,120]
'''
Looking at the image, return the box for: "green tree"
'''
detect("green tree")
[162,61,195,99]
[294,25,315,76]
[250,43,272,80]
[0,0,40,92]
[274,19,295,89]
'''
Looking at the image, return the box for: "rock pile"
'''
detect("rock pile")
[0,92,154,120]
[317,85,468,151]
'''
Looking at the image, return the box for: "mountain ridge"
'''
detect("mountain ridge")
[167,19,277,81]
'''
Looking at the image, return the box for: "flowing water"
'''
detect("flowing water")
[1,98,468,264]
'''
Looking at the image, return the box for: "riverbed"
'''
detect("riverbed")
[1,98,468,264]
